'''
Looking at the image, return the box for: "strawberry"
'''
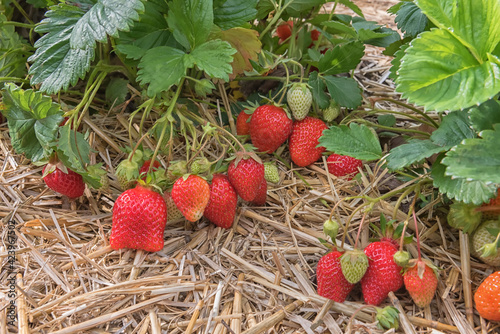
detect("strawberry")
[480,190,500,220]
[236,110,251,136]
[227,153,265,202]
[287,83,312,120]
[289,117,328,167]
[264,162,280,184]
[251,177,267,206]
[326,153,363,179]
[340,249,369,284]
[474,271,500,321]
[204,174,238,229]
[139,159,160,181]
[43,163,85,199]
[322,100,340,122]
[403,260,438,308]
[361,241,403,305]
[316,250,355,302]
[471,219,500,266]
[249,105,293,154]
[163,190,184,221]
[310,29,320,42]
[276,20,293,43]
[110,185,167,252]
[171,174,210,222]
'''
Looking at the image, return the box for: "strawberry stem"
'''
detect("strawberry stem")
[412,207,422,262]
[353,212,367,250]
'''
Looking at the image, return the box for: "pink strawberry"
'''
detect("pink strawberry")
[42,163,85,199]
[251,177,267,206]
[289,117,328,167]
[204,174,238,229]
[249,105,293,153]
[361,241,404,305]
[110,185,167,252]
[316,250,355,302]
[404,260,438,308]
[227,153,265,202]
[171,174,210,222]
[326,153,363,179]
[236,110,251,136]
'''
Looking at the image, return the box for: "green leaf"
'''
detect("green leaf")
[389,42,409,80]
[54,125,91,172]
[137,46,187,97]
[284,0,326,17]
[187,39,236,81]
[0,14,28,78]
[378,114,396,127]
[1,83,63,162]
[321,20,357,38]
[358,27,401,47]
[386,139,445,171]
[442,125,500,184]
[28,0,144,94]
[393,1,428,37]
[115,0,179,60]
[431,154,497,205]
[336,0,363,17]
[318,123,382,161]
[213,0,258,30]
[430,109,476,148]
[308,71,329,109]
[469,99,500,132]
[105,77,129,105]
[415,0,500,59]
[323,75,362,109]
[167,0,214,50]
[396,29,500,112]
[319,41,365,75]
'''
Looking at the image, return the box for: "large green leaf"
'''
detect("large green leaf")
[432,154,497,205]
[308,71,329,109]
[0,14,28,78]
[442,125,500,184]
[167,0,214,51]
[284,0,326,17]
[321,21,357,38]
[1,83,63,162]
[28,0,144,94]
[336,0,363,18]
[137,46,187,97]
[430,109,476,148]
[187,40,236,81]
[393,1,428,38]
[469,99,500,132]
[318,123,382,161]
[323,75,362,109]
[115,0,178,60]
[319,41,365,75]
[386,139,445,171]
[415,0,500,59]
[213,0,258,30]
[396,29,500,112]
[53,125,91,172]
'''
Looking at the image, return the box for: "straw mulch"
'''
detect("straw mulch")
[1,3,498,334]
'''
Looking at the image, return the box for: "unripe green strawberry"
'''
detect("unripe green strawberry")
[471,219,500,266]
[287,83,312,121]
[393,250,410,267]
[323,219,340,242]
[322,100,340,122]
[340,249,369,284]
[264,162,280,184]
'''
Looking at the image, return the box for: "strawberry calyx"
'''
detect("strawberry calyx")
[375,306,400,330]
[228,150,262,167]
[405,258,439,279]
[43,155,69,177]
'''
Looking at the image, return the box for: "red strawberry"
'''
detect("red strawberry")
[163,190,184,221]
[326,153,363,179]
[361,241,404,305]
[236,110,251,136]
[139,159,160,181]
[227,154,265,202]
[171,174,210,222]
[43,164,85,199]
[289,117,328,167]
[251,178,267,206]
[474,271,500,321]
[204,174,238,229]
[276,20,293,43]
[480,189,500,220]
[110,185,167,252]
[310,29,320,41]
[404,260,438,308]
[249,105,293,154]
[316,250,355,302]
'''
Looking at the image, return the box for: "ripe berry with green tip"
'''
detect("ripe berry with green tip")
[171,174,210,222]
[340,249,369,284]
[316,250,355,302]
[163,190,184,221]
[264,162,280,184]
[204,174,238,229]
[289,117,328,167]
[110,185,167,252]
[287,83,312,121]
[43,163,85,199]
[227,153,265,202]
[326,153,362,179]
[403,260,438,308]
[249,105,293,154]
